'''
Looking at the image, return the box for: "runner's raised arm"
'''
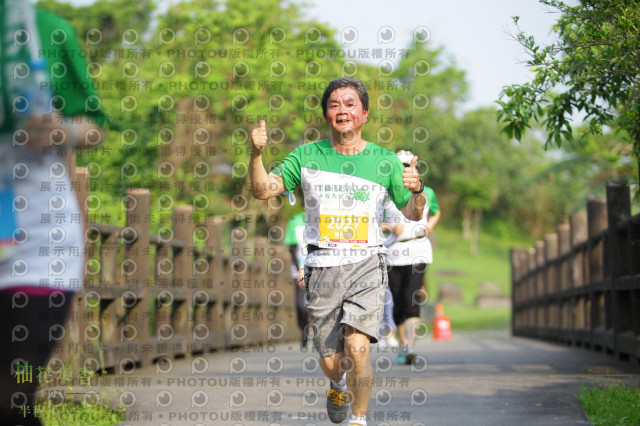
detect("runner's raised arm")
[400,156,426,221]
[249,119,285,200]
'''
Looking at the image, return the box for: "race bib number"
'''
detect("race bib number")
[318,213,369,248]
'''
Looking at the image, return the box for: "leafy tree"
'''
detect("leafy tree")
[40,0,380,230]
[38,0,156,55]
[447,108,519,253]
[535,132,635,204]
[384,42,468,187]
[44,0,594,242]
[496,0,640,173]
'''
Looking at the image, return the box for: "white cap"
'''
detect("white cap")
[396,150,414,165]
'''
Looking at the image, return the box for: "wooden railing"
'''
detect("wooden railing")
[511,180,640,362]
[51,159,298,373]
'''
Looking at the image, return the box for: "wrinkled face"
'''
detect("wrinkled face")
[324,87,369,136]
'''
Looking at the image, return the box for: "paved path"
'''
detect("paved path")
[75,329,639,426]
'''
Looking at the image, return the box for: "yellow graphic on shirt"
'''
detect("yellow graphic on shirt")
[319,213,369,247]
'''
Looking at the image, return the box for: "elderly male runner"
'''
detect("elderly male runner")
[249,77,426,425]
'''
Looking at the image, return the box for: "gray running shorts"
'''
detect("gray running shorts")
[304,254,387,357]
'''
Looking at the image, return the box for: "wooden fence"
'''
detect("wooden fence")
[51,157,298,374]
[511,180,640,363]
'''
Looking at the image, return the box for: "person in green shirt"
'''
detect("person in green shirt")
[0,4,106,425]
[284,189,311,349]
[249,77,427,426]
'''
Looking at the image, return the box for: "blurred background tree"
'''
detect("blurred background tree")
[37,0,635,249]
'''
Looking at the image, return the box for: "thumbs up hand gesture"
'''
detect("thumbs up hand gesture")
[402,156,422,193]
[251,120,268,155]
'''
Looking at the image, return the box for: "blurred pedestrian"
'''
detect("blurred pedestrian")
[384,150,440,364]
[0,3,106,424]
[285,188,311,349]
[376,227,400,349]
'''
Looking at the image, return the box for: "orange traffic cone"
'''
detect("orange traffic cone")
[433,304,452,341]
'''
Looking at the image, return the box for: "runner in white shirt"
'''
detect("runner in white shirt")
[383,150,441,364]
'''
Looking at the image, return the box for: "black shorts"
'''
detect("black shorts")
[387,263,427,324]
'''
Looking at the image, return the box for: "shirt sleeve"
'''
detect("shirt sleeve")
[272,145,303,192]
[388,155,412,210]
[284,215,298,245]
[425,187,439,215]
[37,9,106,126]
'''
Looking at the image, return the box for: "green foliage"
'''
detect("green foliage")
[37,0,635,241]
[37,390,126,426]
[535,131,636,202]
[38,0,474,232]
[497,0,640,157]
[37,0,156,54]
[577,382,640,426]
[382,42,468,184]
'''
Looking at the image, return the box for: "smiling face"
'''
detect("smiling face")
[324,87,369,139]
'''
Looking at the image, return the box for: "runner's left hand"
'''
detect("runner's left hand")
[402,156,420,192]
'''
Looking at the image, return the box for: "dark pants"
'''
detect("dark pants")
[295,281,309,333]
[387,264,426,324]
[0,290,73,426]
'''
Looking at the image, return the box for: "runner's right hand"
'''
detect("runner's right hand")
[251,120,268,154]
[21,112,67,149]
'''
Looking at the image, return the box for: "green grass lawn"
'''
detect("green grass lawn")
[36,385,125,426]
[428,225,520,302]
[37,400,125,426]
[424,224,526,330]
[437,304,511,331]
[577,382,640,425]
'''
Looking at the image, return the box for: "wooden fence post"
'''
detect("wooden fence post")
[229,225,249,347]
[569,212,588,345]
[557,224,570,291]
[124,189,151,368]
[511,247,528,334]
[56,167,89,372]
[526,248,535,330]
[586,198,608,351]
[253,236,270,344]
[544,233,558,332]
[586,200,607,283]
[606,181,632,359]
[534,240,545,328]
[570,212,587,290]
[172,205,194,358]
[510,249,519,332]
[557,224,571,334]
[154,228,172,360]
[203,217,224,351]
[630,217,640,355]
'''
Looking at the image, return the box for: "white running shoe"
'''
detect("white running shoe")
[378,332,399,348]
[386,334,400,348]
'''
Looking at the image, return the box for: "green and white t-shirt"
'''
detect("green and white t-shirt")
[273,139,412,267]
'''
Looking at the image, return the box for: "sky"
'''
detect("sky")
[294,0,558,110]
[65,0,558,111]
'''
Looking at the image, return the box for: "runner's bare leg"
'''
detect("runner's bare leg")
[344,326,374,417]
[319,352,346,382]
[397,321,409,346]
